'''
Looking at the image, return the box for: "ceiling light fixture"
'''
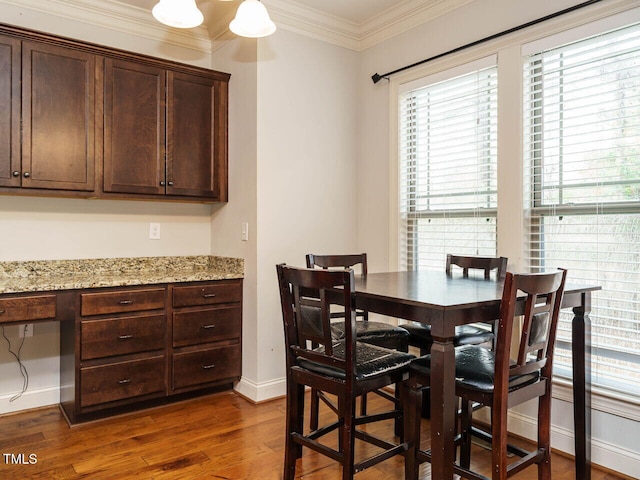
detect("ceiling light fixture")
[229,0,276,38]
[152,0,204,29]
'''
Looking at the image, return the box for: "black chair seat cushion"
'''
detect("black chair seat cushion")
[298,341,415,381]
[331,321,410,342]
[410,345,540,392]
[404,323,494,347]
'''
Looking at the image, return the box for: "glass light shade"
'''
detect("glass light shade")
[152,0,204,29]
[229,0,276,38]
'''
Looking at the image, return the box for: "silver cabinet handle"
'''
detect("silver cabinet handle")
[117,379,131,385]
[118,334,133,340]
[118,300,133,305]
[201,324,216,330]
[203,293,216,298]
[202,364,216,370]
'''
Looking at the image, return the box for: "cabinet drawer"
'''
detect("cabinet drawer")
[0,294,56,323]
[80,356,165,407]
[81,288,165,316]
[172,281,241,307]
[172,345,240,390]
[81,314,165,360]
[173,305,240,347]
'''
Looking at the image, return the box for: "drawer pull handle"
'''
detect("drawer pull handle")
[203,293,216,298]
[118,334,133,340]
[0,310,5,315]
[201,324,216,330]
[118,300,134,305]
[117,379,132,385]
[202,364,216,370]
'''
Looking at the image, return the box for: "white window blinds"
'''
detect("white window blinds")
[399,61,498,270]
[523,22,640,396]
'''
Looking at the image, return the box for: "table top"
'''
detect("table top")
[353,270,600,314]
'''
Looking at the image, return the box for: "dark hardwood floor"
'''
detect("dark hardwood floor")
[0,391,629,479]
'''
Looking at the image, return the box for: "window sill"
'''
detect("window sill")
[553,378,640,422]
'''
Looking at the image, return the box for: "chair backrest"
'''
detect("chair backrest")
[494,269,567,387]
[277,263,357,376]
[446,254,508,280]
[306,253,368,276]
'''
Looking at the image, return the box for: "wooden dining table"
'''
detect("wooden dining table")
[351,270,600,480]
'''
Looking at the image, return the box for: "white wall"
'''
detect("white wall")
[211,28,360,401]
[0,1,216,414]
[359,0,640,476]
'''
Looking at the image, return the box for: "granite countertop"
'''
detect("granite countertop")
[0,256,244,294]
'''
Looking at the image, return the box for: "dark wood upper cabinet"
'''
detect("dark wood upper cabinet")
[22,41,95,191]
[0,23,230,203]
[167,72,217,199]
[104,59,165,195]
[0,35,21,188]
[104,62,228,201]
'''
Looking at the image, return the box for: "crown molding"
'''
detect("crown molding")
[263,0,360,50]
[0,0,211,54]
[262,0,476,51]
[359,0,476,50]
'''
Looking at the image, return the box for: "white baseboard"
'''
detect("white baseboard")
[475,408,640,478]
[0,386,59,415]
[234,376,286,403]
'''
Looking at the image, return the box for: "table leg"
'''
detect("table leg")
[429,338,456,479]
[572,292,592,480]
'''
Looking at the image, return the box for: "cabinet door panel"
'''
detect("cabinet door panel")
[166,72,217,198]
[22,42,95,191]
[104,59,165,195]
[0,35,20,187]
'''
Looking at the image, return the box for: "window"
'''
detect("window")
[399,59,498,270]
[524,22,640,396]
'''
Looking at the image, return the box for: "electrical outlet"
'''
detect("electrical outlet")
[149,223,161,240]
[19,324,33,338]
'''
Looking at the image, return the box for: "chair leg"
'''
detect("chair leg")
[340,395,357,480]
[459,399,473,468]
[404,381,422,480]
[538,392,553,480]
[284,379,305,480]
[360,392,368,417]
[394,382,404,438]
[491,401,509,480]
[310,387,320,430]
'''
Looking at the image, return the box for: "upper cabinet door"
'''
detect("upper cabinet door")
[22,41,95,191]
[104,58,166,195]
[166,72,218,199]
[0,35,20,188]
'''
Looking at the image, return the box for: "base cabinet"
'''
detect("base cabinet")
[60,279,242,424]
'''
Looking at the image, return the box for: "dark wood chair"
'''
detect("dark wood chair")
[404,254,508,356]
[405,268,567,480]
[306,253,410,426]
[305,253,410,351]
[276,264,414,480]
